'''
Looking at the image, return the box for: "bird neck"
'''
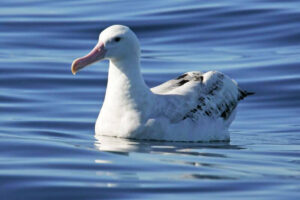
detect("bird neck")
[104,57,151,106]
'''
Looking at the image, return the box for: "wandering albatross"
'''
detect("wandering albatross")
[71,25,253,142]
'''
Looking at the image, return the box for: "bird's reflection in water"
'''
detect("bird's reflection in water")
[94,135,244,156]
[93,135,245,183]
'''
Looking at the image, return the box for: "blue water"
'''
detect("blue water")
[1,0,300,199]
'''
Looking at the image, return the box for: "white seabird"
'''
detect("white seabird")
[71,25,253,142]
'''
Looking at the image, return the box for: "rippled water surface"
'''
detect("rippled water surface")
[1,0,300,199]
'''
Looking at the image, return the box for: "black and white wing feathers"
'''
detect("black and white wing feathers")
[151,71,252,122]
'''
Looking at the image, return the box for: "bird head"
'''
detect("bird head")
[71,25,140,75]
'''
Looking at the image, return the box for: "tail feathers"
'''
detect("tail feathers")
[238,89,254,100]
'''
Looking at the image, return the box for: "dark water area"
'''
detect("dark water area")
[1,0,300,199]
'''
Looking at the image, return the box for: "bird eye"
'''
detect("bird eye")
[114,37,121,42]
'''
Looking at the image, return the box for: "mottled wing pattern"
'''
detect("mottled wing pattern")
[152,71,252,122]
[151,72,203,94]
[182,71,253,121]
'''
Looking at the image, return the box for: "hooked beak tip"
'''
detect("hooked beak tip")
[71,60,78,75]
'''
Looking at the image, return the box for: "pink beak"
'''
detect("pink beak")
[71,42,106,75]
